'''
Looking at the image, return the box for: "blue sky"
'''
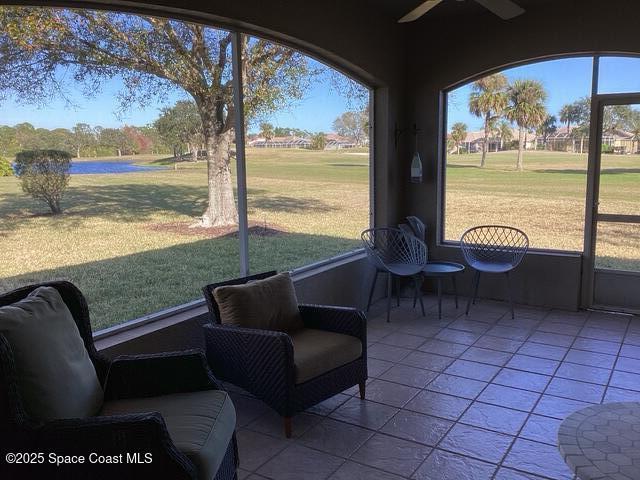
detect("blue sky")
[447,56,640,131]
[0,62,366,134]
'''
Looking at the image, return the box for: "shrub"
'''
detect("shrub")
[0,156,12,176]
[14,150,72,214]
[601,144,614,154]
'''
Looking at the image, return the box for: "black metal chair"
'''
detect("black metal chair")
[361,227,427,322]
[0,281,238,480]
[460,225,529,319]
[202,271,367,438]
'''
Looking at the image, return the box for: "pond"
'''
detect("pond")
[70,160,166,175]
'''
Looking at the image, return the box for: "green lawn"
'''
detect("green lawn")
[2,147,639,329]
[445,150,640,269]
[0,148,369,329]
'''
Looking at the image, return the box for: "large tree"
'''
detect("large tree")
[468,73,508,167]
[505,79,547,170]
[0,7,311,227]
[332,110,368,146]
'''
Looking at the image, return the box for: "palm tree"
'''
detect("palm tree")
[450,122,467,154]
[536,114,557,150]
[497,120,513,151]
[505,79,548,171]
[468,73,508,167]
[559,103,581,151]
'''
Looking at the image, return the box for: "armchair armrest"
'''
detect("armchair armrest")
[298,305,367,343]
[104,350,220,401]
[202,324,295,408]
[11,413,196,480]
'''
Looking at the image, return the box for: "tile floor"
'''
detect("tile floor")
[228,294,640,480]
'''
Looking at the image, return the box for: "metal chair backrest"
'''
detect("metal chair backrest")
[405,216,426,243]
[460,225,529,270]
[361,227,427,272]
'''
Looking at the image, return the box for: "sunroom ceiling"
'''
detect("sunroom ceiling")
[372,0,556,21]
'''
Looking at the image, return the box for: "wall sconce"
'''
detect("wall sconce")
[410,124,422,183]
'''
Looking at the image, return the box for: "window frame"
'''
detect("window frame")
[437,54,598,255]
[3,3,376,332]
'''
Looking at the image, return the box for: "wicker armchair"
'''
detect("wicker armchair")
[202,271,367,438]
[0,281,238,480]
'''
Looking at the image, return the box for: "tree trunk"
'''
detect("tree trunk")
[48,198,62,215]
[580,136,585,154]
[481,114,489,167]
[76,147,81,158]
[117,148,122,157]
[193,108,237,227]
[516,127,525,171]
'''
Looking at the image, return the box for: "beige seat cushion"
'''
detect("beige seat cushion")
[213,272,304,332]
[101,390,235,480]
[0,286,103,421]
[290,328,362,384]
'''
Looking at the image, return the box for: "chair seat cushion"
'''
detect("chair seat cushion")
[0,286,103,421]
[213,272,304,332]
[101,390,236,480]
[290,328,362,384]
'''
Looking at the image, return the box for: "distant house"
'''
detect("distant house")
[248,136,312,148]
[324,133,357,149]
[603,129,636,153]
[247,133,357,150]
[451,127,528,153]
[535,126,579,151]
[534,127,636,154]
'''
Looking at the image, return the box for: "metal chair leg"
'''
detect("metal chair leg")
[413,275,425,316]
[437,277,443,319]
[395,276,400,307]
[366,270,378,312]
[386,272,392,323]
[466,270,481,315]
[452,275,459,309]
[505,271,514,319]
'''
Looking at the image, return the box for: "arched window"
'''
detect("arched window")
[0,5,371,329]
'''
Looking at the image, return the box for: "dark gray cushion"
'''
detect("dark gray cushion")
[0,286,103,421]
[213,272,304,331]
[289,328,362,384]
[101,390,236,480]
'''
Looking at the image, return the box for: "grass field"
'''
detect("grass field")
[1,148,638,329]
[0,148,369,328]
[445,150,640,270]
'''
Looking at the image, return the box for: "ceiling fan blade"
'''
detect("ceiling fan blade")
[398,0,443,23]
[474,0,525,19]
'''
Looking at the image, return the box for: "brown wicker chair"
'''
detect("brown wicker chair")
[0,281,238,480]
[202,271,367,438]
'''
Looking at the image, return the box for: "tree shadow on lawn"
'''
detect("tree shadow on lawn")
[1,232,360,330]
[249,194,336,214]
[1,182,334,230]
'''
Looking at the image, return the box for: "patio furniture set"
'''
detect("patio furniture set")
[362,218,529,322]
[0,218,537,479]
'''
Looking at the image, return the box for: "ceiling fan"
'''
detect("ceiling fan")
[398,0,525,22]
